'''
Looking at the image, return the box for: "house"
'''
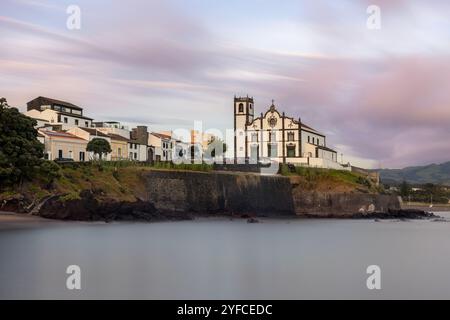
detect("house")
[93,121,130,139]
[129,126,150,162]
[190,130,216,152]
[39,129,88,161]
[67,127,112,160]
[234,96,346,170]
[107,133,129,161]
[149,132,173,162]
[25,96,93,130]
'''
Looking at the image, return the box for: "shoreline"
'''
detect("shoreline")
[1,208,446,231]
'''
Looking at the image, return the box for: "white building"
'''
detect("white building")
[129,126,150,162]
[93,121,130,139]
[234,96,346,170]
[149,132,173,162]
[25,96,93,130]
[67,127,112,160]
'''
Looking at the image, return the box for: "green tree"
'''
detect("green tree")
[0,97,44,185]
[399,180,411,197]
[86,138,112,160]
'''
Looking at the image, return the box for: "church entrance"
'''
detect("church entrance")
[250,144,259,163]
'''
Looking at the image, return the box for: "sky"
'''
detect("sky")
[1,0,450,169]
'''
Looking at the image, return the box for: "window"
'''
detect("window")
[269,132,276,142]
[79,152,85,162]
[134,153,137,160]
[287,132,295,142]
[287,146,296,157]
[268,143,277,157]
[64,117,68,124]
[238,103,244,113]
[58,150,63,159]
[118,148,122,157]
[251,133,258,142]
[68,150,73,159]
[75,119,79,126]
[85,121,89,127]
[129,152,133,159]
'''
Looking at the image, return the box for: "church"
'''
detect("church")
[233,96,345,170]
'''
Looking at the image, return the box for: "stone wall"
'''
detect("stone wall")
[142,170,295,216]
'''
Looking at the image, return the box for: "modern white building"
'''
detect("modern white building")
[234,96,347,170]
[93,121,130,139]
[25,96,93,130]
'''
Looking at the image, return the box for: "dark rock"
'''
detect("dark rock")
[352,208,437,220]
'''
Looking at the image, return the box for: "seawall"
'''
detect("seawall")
[142,170,295,216]
[35,169,400,220]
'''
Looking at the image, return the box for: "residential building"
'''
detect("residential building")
[107,133,129,161]
[39,129,88,161]
[190,130,216,152]
[67,127,112,160]
[149,132,173,162]
[130,126,150,162]
[25,96,93,130]
[94,121,130,139]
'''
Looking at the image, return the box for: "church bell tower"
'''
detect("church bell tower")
[234,96,254,161]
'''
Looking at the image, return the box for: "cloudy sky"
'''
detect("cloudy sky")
[1,0,449,168]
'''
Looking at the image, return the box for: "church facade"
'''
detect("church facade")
[233,96,344,169]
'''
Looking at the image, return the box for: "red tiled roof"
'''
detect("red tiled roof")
[80,128,110,137]
[40,130,87,141]
[107,133,130,142]
[151,132,171,140]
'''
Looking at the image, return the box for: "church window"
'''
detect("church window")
[268,143,277,157]
[269,132,276,142]
[238,103,244,113]
[287,132,295,142]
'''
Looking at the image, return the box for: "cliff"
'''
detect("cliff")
[0,164,400,221]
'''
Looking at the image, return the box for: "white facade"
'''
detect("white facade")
[234,96,347,169]
[25,109,92,130]
[67,127,112,160]
[128,141,147,162]
[149,133,173,162]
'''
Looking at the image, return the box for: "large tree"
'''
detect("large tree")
[0,98,44,185]
[87,138,112,160]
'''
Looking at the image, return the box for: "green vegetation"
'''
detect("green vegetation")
[395,180,449,204]
[379,161,450,185]
[86,138,112,160]
[279,164,379,193]
[0,97,61,187]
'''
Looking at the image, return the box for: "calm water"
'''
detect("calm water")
[1,213,450,299]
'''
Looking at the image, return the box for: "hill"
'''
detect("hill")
[379,161,450,185]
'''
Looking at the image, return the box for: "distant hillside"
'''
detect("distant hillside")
[379,161,450,185]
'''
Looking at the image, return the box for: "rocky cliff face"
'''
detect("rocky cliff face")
[34,170,401,220]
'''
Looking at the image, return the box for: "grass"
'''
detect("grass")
[280,164,379,193]
[0,161,215,206]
